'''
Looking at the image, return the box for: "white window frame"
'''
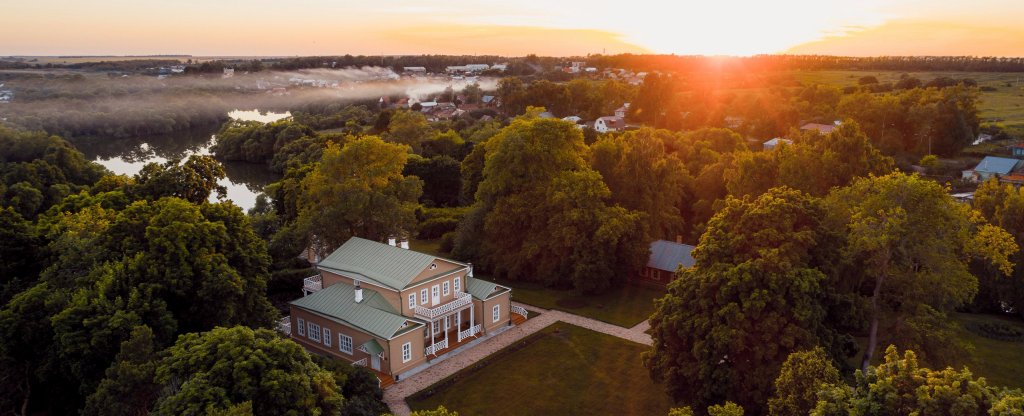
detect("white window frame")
[322,327,331,347]
[408,293,416,309]
[297,318,305,336]
[308,322,321,343]
[339,333,353,355]
[431,285,440,304]
[454,277,461,293]
[420,289,428,305]
[443,281,450,296]
[492,304,500,323]
[402,342,412,363]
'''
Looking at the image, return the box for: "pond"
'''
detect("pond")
[79,109,291,211]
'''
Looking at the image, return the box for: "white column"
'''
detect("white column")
[430,320,436,352]
[470,303,475,332]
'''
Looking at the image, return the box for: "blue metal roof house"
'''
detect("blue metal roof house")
[962,156,1024,182]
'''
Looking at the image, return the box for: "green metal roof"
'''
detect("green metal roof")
[317,237,467,291]
[290,282,416,339]
[360,339,384,355]
[465,277,510,300]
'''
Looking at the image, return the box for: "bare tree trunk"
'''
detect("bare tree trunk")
[19,379,30,416]
[861,273,886,372]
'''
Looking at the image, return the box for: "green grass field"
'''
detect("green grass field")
[495,278,664,328]
[790,70,1024,136]
[407,322,674,416]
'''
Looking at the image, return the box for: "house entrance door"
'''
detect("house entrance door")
[371,354,380,371]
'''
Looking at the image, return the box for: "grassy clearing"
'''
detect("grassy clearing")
[953,313,1024,388]
[407,322,673,416]
[790,70,1024,136]
[494,277,664,327]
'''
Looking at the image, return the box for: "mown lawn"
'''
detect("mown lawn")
[496,277,664,328]
[409,238,665,327]
[407,322,673,416]
[954,312,1024,388]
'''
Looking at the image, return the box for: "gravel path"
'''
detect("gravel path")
[382,302,653,415]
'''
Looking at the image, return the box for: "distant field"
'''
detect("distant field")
[791,70,1024,136]
[407,322,673,416]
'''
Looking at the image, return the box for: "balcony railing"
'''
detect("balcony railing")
[352,357,367,367]
[414,292,472,320]
[303,275,323,294]
[425,338,449,356]
[457,324,482,342]
[511,305,529,319]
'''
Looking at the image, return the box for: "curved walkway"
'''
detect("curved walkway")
[383,302,652,415]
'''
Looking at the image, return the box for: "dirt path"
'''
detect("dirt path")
[383,302,652,415]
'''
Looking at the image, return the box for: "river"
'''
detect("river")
[79,109,290,211]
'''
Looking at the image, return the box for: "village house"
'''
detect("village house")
[614,103,630,119]
[287,237,525,386]
[632,239,696,286]
[763,137,793,151]
[800,121,840,135]
[594,116,625,133]
[962,156,1024,182]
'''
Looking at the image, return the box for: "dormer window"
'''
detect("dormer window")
[429,263,437,270]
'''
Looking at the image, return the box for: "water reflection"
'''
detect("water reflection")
[78,110,291,211]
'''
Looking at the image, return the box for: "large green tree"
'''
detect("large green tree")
[768,347,841,416]
[825,173,1016,371]
[298,136,422,255]
[591,128,691,240]
[153,326,343,416]
[455,116,645,292]
[645,187,839,413]
[971,178,1024,318]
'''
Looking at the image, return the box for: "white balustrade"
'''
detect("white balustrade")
[414,292,472,319]
[511,305,528,319]
[303,275,323,294]
[425,338,449,356]
[352,357,367,367]
[457,324,482,342]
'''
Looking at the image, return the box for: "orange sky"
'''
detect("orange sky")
[3,0,1022,57]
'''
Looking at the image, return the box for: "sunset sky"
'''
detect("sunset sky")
[4,0,1023,57]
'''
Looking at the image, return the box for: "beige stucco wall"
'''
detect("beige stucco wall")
[389,327,428,377]
[291,307,427,376]
[476,292,512,334]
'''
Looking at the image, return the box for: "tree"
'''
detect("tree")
[407,406,459,416]
[768,348,841,416]
[969,179,1024,317]
[133,155,227,204]
[591,128,691,240]
[813,346,1002,416]
[82,326,160,416]
[404,155,461,207]
[385,110,434,152]
[825,173,1016,371]
[152,326,343,416]
[645,187,839,413]
[298,137,422,254]
[455,117,645,292]
[708,402,744,416]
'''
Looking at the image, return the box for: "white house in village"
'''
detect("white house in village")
[594,116,625,133]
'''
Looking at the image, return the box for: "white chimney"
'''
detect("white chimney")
[388,237,397,246]
[354,286,363,303]
[468,262,474,278]
[400,239,409,250]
